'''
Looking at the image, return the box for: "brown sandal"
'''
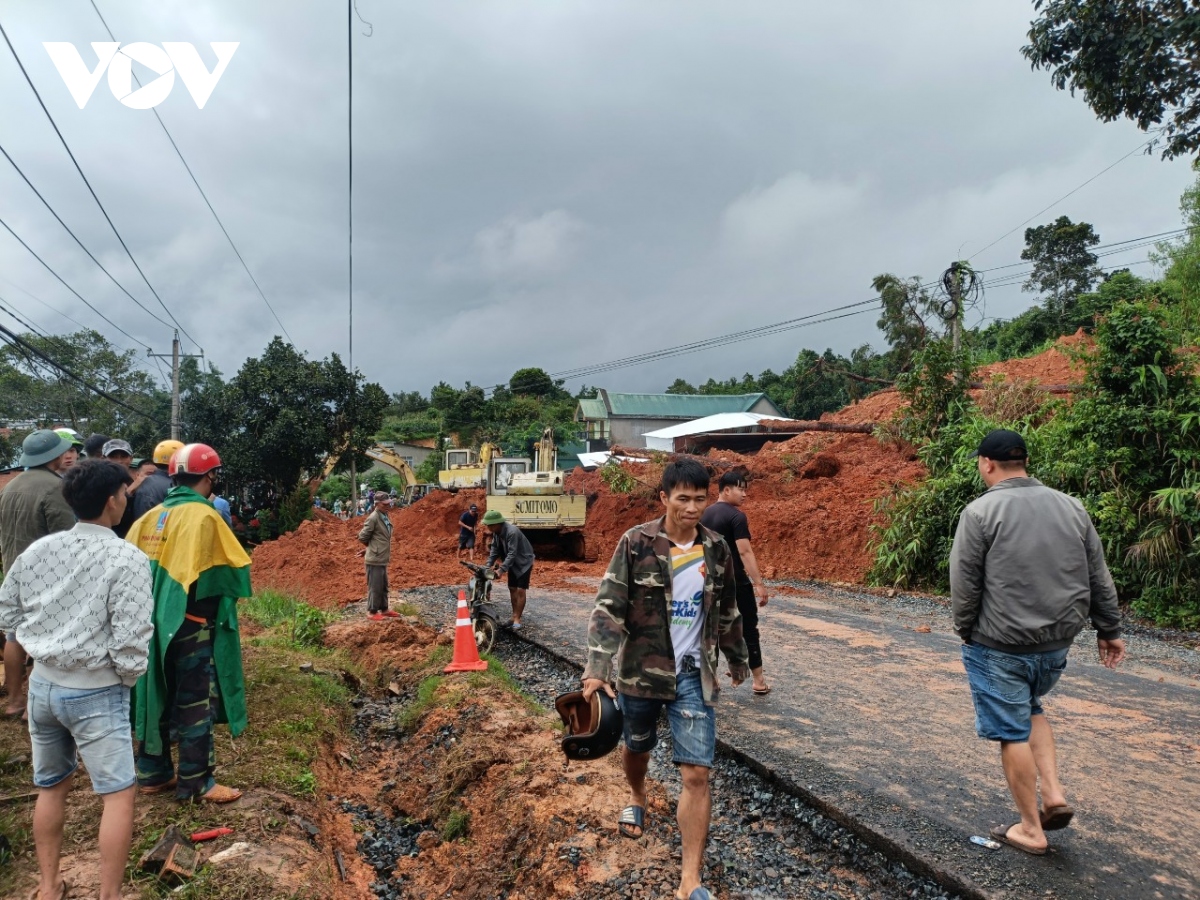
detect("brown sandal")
[1040,804,1074,831]
[138,777,177,795]
[26,878,69,900]
[197,784,242,804]
[990,824,1047,856]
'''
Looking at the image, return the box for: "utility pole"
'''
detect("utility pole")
[148,330,203,440]
[942,261,971,385]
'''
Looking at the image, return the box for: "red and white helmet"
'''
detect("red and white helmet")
[170,443,222,476]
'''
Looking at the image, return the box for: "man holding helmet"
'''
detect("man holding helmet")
[126,443,251,804]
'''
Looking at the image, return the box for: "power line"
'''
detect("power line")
[0,321,167,425]
[0,140,176,331]
[88,1,296,347]
[970,135,1159,262]
[0,18,203,353]
[0,212,152,351]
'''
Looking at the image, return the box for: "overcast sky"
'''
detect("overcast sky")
[0,1,1194,399]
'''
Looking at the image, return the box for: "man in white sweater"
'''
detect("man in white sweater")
[0,458,155,900]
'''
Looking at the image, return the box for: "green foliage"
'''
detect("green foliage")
[0,329,172,453]
[244,590,334,649]
[184,338,389,512]
[871,300,1200,627]
[873,273,940,371]
[1023,1,1200,159]
[442,808,471,841]
[318,473,351,503]
[894,338,970,443]
[415,447,443,485]
[599,459,637,494]
[1020,216,1101,324]
[276,485,313,536]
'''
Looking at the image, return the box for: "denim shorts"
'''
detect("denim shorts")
[618,661,716,768]
[962,643,1068,743]
[27,677,135,794]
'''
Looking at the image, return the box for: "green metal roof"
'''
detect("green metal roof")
[577,397,607,420]
[578,391,781,420]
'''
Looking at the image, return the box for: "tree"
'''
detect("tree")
[185,338,387,510]
[664,378,697,394]
[1023,1,1200,159]
[508,367,559,398]
[873,274,939,371]
[0,329,171,453]
[1020,216,1102,325]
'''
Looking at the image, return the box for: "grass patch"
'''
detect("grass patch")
[0,592,357,900]
[396,675,444,732]
[470,653,546,715]
[244,590,334,649]
[441,807,471,841]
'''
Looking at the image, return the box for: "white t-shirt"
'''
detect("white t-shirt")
[668,540,706,673]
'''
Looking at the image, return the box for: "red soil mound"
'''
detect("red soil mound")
[254,334,1097,600]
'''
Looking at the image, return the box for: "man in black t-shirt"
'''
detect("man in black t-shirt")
[458,504,480,561]
[701,471,771,694]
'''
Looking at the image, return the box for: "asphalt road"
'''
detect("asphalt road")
[495,577,1200,900]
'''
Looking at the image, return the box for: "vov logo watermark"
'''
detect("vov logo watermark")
[42,42,239,109]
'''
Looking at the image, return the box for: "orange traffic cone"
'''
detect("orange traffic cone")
[444,590,488,673]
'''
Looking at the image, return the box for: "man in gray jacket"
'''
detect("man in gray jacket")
[357,494,395,620]
[950,429,1126,856]
[0,430,77,719]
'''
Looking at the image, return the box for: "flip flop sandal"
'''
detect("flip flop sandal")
[990,824,1047,856]
[138,777,177,795]
[1040,804,1074,831]
[617,805,645,839]
[26,878,69,900]
[752,685,772,695]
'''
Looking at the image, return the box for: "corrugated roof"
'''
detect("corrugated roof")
[642,412,786,440]
[577,397,608,419]
[602,391,778,418]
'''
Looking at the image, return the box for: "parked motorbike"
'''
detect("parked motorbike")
[459,560,501,655]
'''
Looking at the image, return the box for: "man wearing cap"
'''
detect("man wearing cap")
[483,510,534,630]
[951,429,1126,856]
[0,430,78,718]
[357,494,396,621]
[102,439,150,539]
[458,503,480,562]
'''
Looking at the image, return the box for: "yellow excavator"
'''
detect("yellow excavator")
[365,444,437,506]
[438,442,501,490]
[486,427,592,559]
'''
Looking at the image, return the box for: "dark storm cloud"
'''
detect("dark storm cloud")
[0,1,1193,398]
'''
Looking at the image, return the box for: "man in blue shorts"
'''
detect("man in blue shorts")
[582,459,748,900]
[458,503,479,562]
[0,458,155,900]
[951,429,1125,856]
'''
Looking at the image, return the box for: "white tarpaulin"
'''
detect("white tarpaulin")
[641,412,787,451]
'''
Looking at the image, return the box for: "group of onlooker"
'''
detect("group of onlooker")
[0,429,251,900]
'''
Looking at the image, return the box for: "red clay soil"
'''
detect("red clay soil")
[316,617,676,900]
[252,334,1093,601]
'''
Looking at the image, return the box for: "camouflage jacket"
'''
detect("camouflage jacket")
[583,516,749,705]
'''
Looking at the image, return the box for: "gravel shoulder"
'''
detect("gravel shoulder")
[416,577,1200,900]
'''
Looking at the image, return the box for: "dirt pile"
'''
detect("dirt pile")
[318,617,674,900]
[252,333,1094,600]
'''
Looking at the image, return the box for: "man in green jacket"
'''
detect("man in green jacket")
[582,459,748,900]
[0,430,77,718]
[126,443,250,804]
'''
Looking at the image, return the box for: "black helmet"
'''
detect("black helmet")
[555,690,623,760]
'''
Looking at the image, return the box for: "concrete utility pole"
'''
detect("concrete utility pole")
[943,262,970,384]
[148,330,203,441]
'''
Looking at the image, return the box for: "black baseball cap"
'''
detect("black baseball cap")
[971,429,1028,461]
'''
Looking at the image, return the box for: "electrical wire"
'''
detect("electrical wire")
[0,321,167,424]
[0,140,177,331]
[0,212,152,351]
[970,135,1159,262]
[87,1,296,347]
[0,18,203,353]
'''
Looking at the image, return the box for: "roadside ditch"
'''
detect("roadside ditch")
[316,587,962,900]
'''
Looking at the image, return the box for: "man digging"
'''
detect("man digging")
[582,459,748,900]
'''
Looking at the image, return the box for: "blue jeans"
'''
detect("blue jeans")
[27,677,135,795]
[618,661,716,768]
[962,642,1068,742]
